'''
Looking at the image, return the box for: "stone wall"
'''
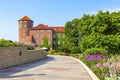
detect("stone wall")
[0,47,47,69]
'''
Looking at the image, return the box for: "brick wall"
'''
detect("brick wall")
[29,29,53,45]
[0,47,47,69]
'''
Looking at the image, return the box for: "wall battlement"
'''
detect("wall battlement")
[0,47,47,69]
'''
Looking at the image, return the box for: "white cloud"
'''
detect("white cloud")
[105,8,120,12]
[85,8,120,15]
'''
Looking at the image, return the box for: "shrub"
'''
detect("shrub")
[83,48,107,55]
[58,45,71,53]
[57,52,63,55]
[48,50,56,55]
[0,39,17,47]
[24,45,34,50]
[71,46,81,54]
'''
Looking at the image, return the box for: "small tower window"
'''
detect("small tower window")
[24,21,27,23]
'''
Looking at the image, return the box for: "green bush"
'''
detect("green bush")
[48,50,56,55]
[0,39,17,47]
[83,48,107,55]
[71,46,81,54]
[24,45,34,50]
[57,52,63,55]
[58,45,71,53]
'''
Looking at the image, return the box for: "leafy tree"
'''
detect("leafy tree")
[52,33,58,50]
[64,11,120,54]
[43,37,49,48]
[64,19,82,53]
[58,33,64,46]
[78,11,120,54]
[58,36,71,53]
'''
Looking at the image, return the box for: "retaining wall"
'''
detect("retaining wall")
[0,47,47,69]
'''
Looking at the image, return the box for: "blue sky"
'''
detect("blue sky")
[0,0,120,41]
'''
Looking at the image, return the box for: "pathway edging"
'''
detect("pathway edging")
[69,56,100,80]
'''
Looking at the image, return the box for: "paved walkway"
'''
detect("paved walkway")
[0,55,95,80]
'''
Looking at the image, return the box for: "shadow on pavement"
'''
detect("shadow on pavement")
[0,73,46,78]
[0,56,55,78]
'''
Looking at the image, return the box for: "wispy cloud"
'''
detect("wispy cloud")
[85,8,120,15]
[105,8,120,12]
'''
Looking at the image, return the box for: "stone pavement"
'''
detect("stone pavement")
[0,55,97,80]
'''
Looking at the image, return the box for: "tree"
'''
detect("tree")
[64,11,120,54]
[77,11,120,54]
[64,19,81,53]
[43,37,49,48]
[52,33,58,50]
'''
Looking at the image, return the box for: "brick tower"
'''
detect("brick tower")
[18,16,33,43]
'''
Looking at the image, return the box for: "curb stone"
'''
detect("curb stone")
[69,56,100,80]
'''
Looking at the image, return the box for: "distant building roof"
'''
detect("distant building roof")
[33,24,48,29]
[50,26,64,33]
[19,16,33,21]
[30,24,64,33]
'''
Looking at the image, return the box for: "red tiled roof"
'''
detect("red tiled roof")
[33,24,48,29]
[50,26,64,33]
[19,16,32,21]
[30,24,64,33]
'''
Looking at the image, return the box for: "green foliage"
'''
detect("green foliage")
[61,10,120,55]
[58,44,71,53]
[64,19,81,53]
[64,11,120,54]
[63,10,120,80]
[57,36,71,53]
[79,33,120,54]
[83,48,106,55]
[0,39,34,50]
[48,50,56,55]
[0,39,17,47]
[43,37,49,48]
[58,33,64,46]
[52,33,58,50]
[71,46,81,54]
[24,45,34,50]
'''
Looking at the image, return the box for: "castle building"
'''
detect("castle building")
[18,16,64,48]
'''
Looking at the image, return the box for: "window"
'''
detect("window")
[36,34,38,39]
[48,30,50,32]
[41,34,44,38]
[36,30,39,32]
[24,21,27,23]
[36,39,38,43]
[48,34,50,38]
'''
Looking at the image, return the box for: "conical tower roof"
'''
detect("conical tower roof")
[19,16,33,21]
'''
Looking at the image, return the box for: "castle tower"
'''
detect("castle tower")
[18,16,33,43]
